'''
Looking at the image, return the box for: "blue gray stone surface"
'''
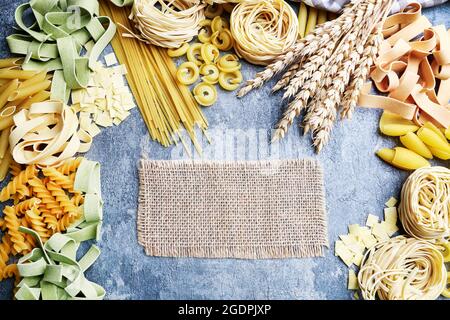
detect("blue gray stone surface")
[0,0,449,300]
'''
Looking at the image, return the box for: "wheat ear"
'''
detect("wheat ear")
[272,63,301,93]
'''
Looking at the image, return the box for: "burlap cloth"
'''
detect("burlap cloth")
[137,159,328,259]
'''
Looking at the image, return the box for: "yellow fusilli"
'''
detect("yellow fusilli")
[56,157,83,175]
[0,165,37,201]
[25,207,50,241]
[46,181,78,216]
[42,167,77,193]
[3,206,30,254]
[0,235,11,270]
[15,197,41,215]
[28,177,63,217]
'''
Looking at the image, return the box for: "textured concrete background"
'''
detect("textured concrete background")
[0,0,449,300]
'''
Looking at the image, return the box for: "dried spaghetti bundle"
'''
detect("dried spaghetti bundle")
[358,236,446,300]
[399,166,450,240]
[124,0,206,48]
[238,0,394,152]
[230,0,298,65]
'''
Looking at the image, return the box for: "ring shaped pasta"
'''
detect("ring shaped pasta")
[201,44,220,64]
[9,100,92,166]
[358,236,447,300]
[230,0,298,65]
[193,82,217,106]
[128,0,206,49]
[198,19,213,43]
[187,43,205,66]
[200,64,219,84]
[211,29,234,51]
[176,62,200,85]
[217,54,241,72]
[211,16,230,33]
[219,70,243,91]
[204,3,223,19]
[167,43,190,57]
[399,166,450,240]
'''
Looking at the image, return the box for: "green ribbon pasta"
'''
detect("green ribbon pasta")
[7,0,116,90]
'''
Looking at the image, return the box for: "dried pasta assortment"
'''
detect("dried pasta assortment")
[100,1,209,155]
[336,167,450,300]
[358,4,450,170]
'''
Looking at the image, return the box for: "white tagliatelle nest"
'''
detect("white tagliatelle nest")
[127,0,206,48]
[230,0,298,65]
[399,166,450,241]
[358,236,447,300]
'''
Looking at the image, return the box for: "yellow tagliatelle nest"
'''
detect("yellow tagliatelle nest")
[399,166,450,240]
[230,0,298,65]
[358,236,447,300]
[127,0,206,49]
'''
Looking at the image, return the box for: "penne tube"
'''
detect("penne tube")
[0,68,38,80]
[19,90,51,109]
[0,79,19,110]
[18,70,47,89]
[0,106,16,131]
[8,79,51,101]
[4,97,26,109]
[305,7,318,35]
[298,3,308,38]
[317,10,327,25]
[0,57,22,69]
[0,130,9,159]
[0,151,12,181]
[0,79,8,85]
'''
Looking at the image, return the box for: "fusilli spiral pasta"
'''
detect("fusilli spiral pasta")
[25,207,50,241]
[46,182,78,216]
[55,157,83,175]
[14,197,41,216]
[0,165,37,201]
[42,167,76,193]
[4,206,30,254]
[28,177,63,217]
[0,235,11,270]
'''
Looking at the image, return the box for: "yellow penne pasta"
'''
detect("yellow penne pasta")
[417,127,450,153]
[19,90,51,110]
[428,146,450,160]
[0,58,21,69]
[392,147,430,170]
[0,106,16,131]
[446,127,450,140]
[8,80,51,101]
[423,122,447,142]
[18,71,47,89]
[0,130,9,159]
[0,68,38,80]
[0,79,19,110]
[400,132,433,159]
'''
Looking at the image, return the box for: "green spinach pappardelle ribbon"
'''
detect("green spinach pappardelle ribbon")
[14,158,105,300]
[6,0,116,97]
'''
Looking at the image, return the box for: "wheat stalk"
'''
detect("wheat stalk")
[340,32,382,119]
[237,0,362,98]
[310,0,387,152]
[282,40,336,101]
[272,63,301,93]
[272,67,325,141]
[341,0,392,119]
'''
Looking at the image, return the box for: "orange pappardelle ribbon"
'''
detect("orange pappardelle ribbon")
[358,2,450,129]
